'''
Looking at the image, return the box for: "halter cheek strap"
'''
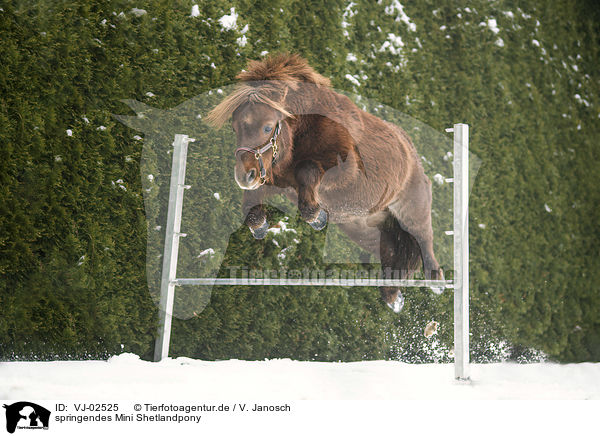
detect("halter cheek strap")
[235,121,281,185]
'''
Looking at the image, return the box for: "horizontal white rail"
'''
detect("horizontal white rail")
[173,278,454,288]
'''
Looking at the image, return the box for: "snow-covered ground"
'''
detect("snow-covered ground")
[2,353,599,400]
[1,354,598,435]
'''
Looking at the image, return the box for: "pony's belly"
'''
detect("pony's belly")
[277,183,391,223]
[318,181,390,223]
[318,192,378,223]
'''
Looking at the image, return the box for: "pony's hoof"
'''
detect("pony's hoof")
[386,292,405,313]
[308,209,328,231]
[250,220,269,239]
[428,268,445,294]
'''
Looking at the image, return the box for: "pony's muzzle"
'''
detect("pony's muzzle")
[235,163,260,190]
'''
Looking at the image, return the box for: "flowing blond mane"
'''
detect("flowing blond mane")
[205,54,331,128]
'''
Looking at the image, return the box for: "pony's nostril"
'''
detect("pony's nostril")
[247,169,256,183]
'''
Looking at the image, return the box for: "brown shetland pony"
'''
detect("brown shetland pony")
[207,53,442,312]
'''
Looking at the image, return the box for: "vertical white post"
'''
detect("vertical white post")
[154,134,192,362]
[453,123,470,380]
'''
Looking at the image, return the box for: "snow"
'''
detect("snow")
[384,0,416,32]
[218,8,238,31]
[341,2,356,38]
[380,33,404,55]
[574,94,590,107]
[277,246,291,262]
[236,35,247,47]
[521,10,532,19]
[1,356,598,434]
[197,248,215,258]
[130,8,147,17]
[267,220,297,235]
[112,179,126,191]
[486,18,500,34]
[1,354,599,400]
[345,74,361,87]
[190,4,200,17]
[433,174,444,185]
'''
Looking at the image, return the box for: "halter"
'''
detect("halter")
[235,121,281,185]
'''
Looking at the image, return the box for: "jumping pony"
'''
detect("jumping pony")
[207,54,442,312]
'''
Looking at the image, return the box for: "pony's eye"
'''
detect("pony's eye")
[263,125,273,133]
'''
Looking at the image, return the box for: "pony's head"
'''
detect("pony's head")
[230,99,287,189]
[206,53,330,189]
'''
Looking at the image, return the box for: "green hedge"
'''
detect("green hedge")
[0,0,598,362]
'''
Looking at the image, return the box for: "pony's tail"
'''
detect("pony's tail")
[380,213,422,278]
[394,225,422,278]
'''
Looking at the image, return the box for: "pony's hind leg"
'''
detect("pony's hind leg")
[388,174,443,281]
[377,213,421,312]
[338,213,418,312]
[294,160,328,230]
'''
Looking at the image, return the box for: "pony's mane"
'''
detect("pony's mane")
[206,54,330,128]
[237,53,331,87]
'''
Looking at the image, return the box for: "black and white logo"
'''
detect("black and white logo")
[3,402,50,433]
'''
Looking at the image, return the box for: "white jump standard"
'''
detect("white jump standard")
[153,124,471,381]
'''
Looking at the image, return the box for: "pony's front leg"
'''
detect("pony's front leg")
[243,189,269,239]
[295,160,327,231]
